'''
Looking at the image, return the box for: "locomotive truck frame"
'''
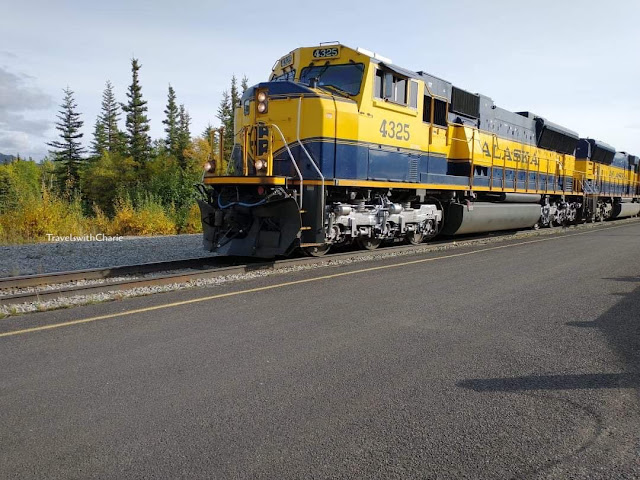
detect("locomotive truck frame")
[196,43,640,257]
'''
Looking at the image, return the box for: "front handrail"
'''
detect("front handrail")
[217,123,305,207]
[270,123,304,208]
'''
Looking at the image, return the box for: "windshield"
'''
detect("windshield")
[299,63,364,96]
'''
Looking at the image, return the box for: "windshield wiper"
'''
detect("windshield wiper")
[318,84,353,98]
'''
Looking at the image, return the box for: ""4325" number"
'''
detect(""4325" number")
[379,119,410,141]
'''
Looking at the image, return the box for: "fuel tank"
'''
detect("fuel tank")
[482,193,542,203]
[610,202,640,219]
[441,202,541,235]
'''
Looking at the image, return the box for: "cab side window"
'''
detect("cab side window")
[423,95,432,123]
[433,99,448,127]
[422,94,448,127]
[374,68,417,109]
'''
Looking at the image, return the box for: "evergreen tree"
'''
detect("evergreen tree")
[201,123,215,140]
[241,75,249,93]
[47,86,86,192]
[176,104,191,167]
[230,75,240,112]
[91,118,107,156]
[216,90,232,160]
[121,58,151,164]
[100,80,123,154]
[163,84,180,157]
[201,122,219,159]
[229,76,241,159]
[217,77,240,162]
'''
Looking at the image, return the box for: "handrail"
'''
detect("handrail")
[220,123,304,207]
[297,97,325,226]
[270,123,305,208]
[490,133,497,191]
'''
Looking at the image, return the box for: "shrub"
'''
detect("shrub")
[0,188,89,244]
[108,196,177,236]
[0,159,41,214]
[180,202,203,234]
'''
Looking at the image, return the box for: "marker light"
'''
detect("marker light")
[204,161,215,172]
[254,159,266,171]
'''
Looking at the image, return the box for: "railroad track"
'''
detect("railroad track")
[1,218,637,308]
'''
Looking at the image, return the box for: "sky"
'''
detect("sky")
[1,0,639,160]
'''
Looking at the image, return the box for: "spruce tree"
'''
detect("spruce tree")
[163,84,179,157]
[176,104,191,167]
[229,74,240,154]
[91,118,108,156]
[121,58,151,164]
[47,87,86,192]
[202,123,215,140]
[201,122,219,157]
[216,90,233,161]
[100,80,123,154]
[230,75,239,112]
[241,75,249,93]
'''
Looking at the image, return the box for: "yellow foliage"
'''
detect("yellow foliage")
[90,205,111,233]
[184,137,215,174]
[0,175,204,244]
[180,202,203,234]
[108,197,177,236]
[0,189,90,244]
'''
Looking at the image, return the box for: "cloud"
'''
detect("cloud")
[0,111,51,137]
[0,131,30,152]
[0,67,53,111]
[0,51,18,59]
[0,66,53,157]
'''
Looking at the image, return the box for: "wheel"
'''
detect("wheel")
[303,243,331,257]
[406,232,424,246]
[357,236,382,250]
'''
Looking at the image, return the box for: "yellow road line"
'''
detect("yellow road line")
[1,221,637,339]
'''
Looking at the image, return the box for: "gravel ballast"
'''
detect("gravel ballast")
[1,218,638,318]
[0,234,209,277]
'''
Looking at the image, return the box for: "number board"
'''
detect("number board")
[280,53,294,68]
[312,47,340,59]
[379,119,410,141]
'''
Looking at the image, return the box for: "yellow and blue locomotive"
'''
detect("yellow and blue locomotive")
[196,43,640,257]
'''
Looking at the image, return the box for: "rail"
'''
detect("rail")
[3,218,638,312]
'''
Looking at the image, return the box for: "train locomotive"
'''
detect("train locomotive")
[196,43,640,257]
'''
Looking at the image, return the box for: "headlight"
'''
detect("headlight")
[256,90,268,114]
[204,160,215,172]
[254,159,266,171]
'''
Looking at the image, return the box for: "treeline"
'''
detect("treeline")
[0,59,247,244]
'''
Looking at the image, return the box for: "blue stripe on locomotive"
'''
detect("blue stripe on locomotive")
[272,139,469,186]
[233,138,576,192]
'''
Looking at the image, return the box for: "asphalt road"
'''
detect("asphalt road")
[1,222,639,479]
